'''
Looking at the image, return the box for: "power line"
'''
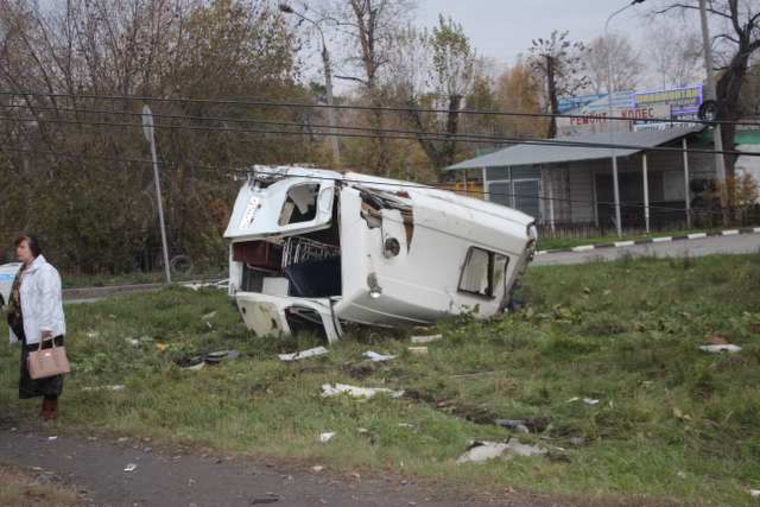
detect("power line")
[2,112,758,159]
[0,146,732,220]
[2,89,758,128]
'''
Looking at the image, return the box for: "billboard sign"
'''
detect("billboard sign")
[557,104,671,136]
[633,85,703,116]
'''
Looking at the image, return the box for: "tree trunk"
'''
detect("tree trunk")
[546,56,558,139]
[716,48,751,180]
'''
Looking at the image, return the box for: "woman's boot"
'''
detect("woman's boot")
[42,397,58,420]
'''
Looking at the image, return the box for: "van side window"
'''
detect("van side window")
[279,184,320,226]
[458,247,508,298]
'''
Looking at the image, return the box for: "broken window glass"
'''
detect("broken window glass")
[458,247,508,298]
[279,184,320,226]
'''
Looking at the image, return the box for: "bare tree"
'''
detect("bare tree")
[584,33,644,94]
[657,0,760,174]
[401,15,475,171]
[324,0,415,174]
[529,30,589,138]
[645,19,703,89]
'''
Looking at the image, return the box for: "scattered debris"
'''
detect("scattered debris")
[456,439,547,464]
[124,464,138,473]
[319,432,336,443]
[204,350,241,364]
[321,383,404,399]
[127,338,140,347]
[699,344,742,353]
[398,423,415,429]
[312,465,325,473]
[749,489,760,498]
[176,350,242,369]
[250,496,280,505]
[362,351,396,362]
[495,419,530,434]
[673,407,692,421]
[47,436,58,441]
[155,343,170,352]
[85,331,100,339]
[411,334,442,344]
[408,347,429,355]
[82,385,126,392]
[567,397,600,405]
[345,361,383,380]
[278,346,329,362]
[202,311,218,321]
[569,437,586,447]
[705,335,729,345]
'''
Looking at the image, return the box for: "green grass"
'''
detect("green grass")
[3,255,760,505]
[537,227,725,251]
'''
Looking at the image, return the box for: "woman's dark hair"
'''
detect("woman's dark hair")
[14,235,42,258]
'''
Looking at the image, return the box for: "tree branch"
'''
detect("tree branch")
[655,3,732,20]
[334,74,368,85]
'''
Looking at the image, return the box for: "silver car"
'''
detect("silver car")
[0,262,21,308]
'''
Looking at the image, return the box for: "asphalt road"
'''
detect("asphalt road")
[0,427,547,507]
[532,233,760,266]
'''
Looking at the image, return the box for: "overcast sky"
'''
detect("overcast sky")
[416,0,652,69]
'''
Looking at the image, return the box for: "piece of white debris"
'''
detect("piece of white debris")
[321,383,405,399]
[456,439,547,464]
[127,338,140,346]
[408,346,429,355]
[363,351,396,362]
[567,397,600,405]
[124,464,138,472]
[312,465,325,473]
[319,432,336,443]
[699,344,742,354]
[278,346,329,362]
[47,436,58,441]
[82,384,126,392]
[411,334,442,344]
[85,331,100,339]
[750,489,760,498]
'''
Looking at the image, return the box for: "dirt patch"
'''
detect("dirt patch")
[0,464,82,507]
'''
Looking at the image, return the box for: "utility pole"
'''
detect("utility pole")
[698,0,728,221]
[142,105,172,284]
[279,3,342,168]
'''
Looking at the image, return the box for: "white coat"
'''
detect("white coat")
[8,255,66,345]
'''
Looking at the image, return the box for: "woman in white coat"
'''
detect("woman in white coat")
[6,235,66,420]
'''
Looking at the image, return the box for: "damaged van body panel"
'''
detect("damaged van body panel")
[225,166,537,341]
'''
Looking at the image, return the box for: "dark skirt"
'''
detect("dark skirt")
[16,326,65,400]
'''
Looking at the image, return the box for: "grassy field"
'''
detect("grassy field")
[2,255,760,505]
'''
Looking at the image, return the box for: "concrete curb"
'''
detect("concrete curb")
[535,227,760,256]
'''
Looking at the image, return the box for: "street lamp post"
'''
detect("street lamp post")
[279,3,342,168]
[142,105,172,284]
[605,0,645,238]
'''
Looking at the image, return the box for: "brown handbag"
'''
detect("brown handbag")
[28,336,70,380]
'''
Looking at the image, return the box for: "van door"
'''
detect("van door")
[225,177,336,241]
